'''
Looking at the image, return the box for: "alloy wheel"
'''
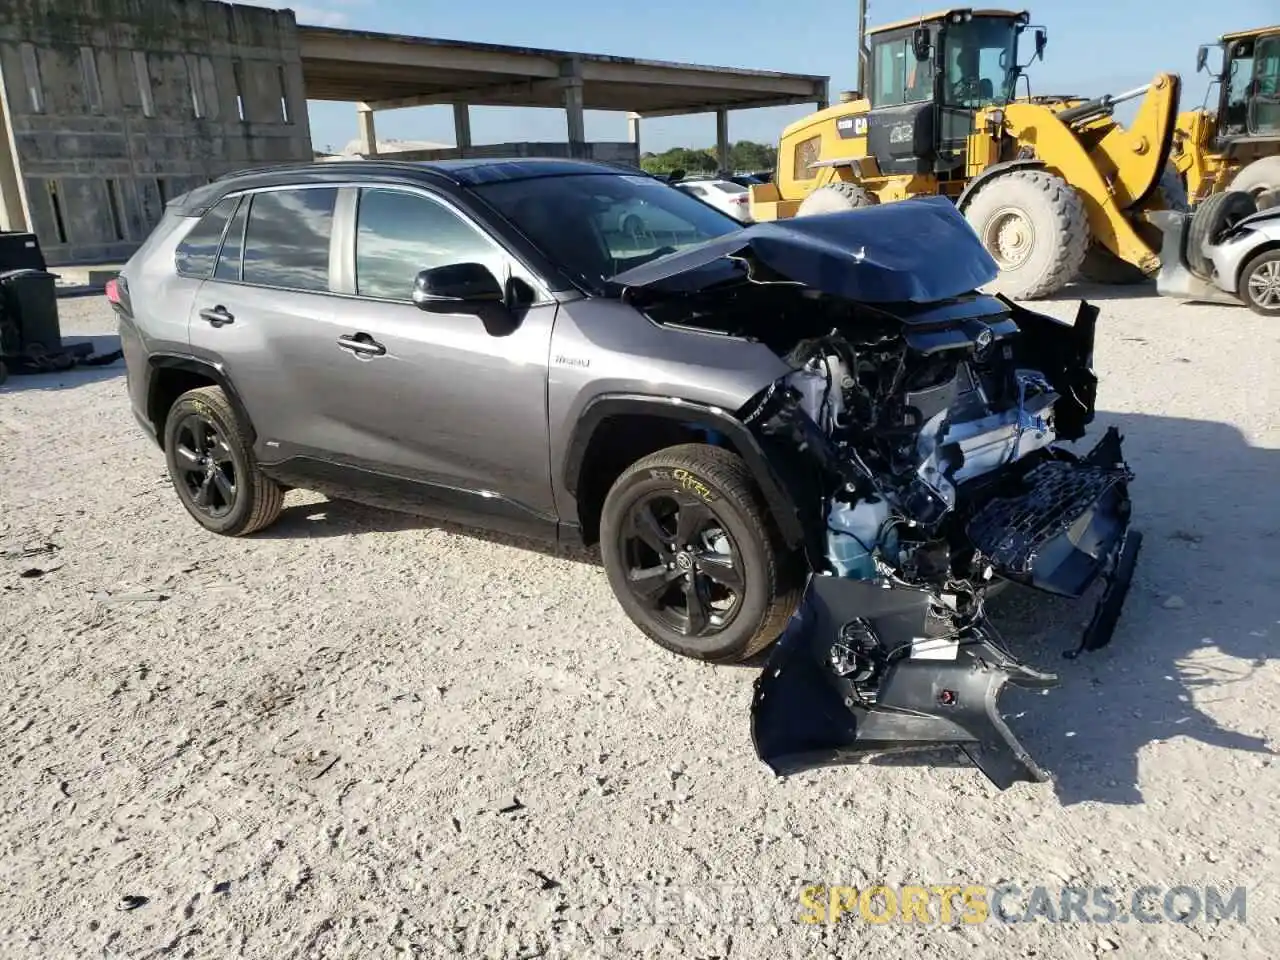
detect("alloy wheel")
[620,492,744,638]
[173,413,238,519]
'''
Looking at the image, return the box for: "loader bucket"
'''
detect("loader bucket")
[1150,210,1240,304]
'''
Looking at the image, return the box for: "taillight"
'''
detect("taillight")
[105,275,131,317]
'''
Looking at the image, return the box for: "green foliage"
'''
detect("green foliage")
[639,141,776,174]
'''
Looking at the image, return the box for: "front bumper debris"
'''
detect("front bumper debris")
[751,429,1140,789]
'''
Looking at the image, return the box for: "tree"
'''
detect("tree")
[639,141,777,175]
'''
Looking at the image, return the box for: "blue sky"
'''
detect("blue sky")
[242,0,1276,152]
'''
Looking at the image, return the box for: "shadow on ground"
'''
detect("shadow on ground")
[255,409,1278,806]
[979,409,1279,805]
[0,335,124,392]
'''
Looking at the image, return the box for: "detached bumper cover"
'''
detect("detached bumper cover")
[750,430,1140,789]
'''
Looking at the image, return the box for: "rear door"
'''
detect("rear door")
[186,184,341,462]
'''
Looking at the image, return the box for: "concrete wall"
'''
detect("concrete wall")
[0,0,312,265]
[375,141,642,166]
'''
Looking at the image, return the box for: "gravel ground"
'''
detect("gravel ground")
[1,289,1278,959]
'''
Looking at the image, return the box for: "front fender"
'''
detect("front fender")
[563,393,808,552]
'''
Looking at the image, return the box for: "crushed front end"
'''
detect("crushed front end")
[742,297,1141,789]
[612,199,1141,788]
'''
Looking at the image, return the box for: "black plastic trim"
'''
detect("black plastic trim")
[563,393,806,549]
[145,354,256,449]
[260,456,560,544]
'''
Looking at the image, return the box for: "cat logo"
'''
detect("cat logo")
[836,117,869,136]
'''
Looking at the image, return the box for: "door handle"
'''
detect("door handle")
[198,306,235,327]
[337,333,386,357]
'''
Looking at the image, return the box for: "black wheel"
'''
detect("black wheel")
[1240,249,1280,317]
[599,444,801,663]
[1187,190,1256,280]
[163,386,284,536]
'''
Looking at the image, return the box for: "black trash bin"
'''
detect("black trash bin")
[0,268,62,354]
[0,232,47,272]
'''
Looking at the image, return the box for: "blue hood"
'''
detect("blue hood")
[610,196,999,304]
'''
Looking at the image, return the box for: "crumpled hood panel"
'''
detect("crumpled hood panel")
[610,196,999,303]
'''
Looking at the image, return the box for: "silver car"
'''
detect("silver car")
[110,158,1138,787]
[1155,190,1280,315]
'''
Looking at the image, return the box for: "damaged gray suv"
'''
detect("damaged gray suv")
[114,159,1140,787]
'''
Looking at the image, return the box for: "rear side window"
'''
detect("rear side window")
[241,187,337,292]
[175,196,237,278]
[355,188,500,301]
[214,196,248,281]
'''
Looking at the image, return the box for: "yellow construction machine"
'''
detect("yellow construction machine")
[1171,24,1280,208]
[749,8,1186,298]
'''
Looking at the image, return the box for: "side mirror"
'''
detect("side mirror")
[412,262,504,312]
[1195,45,1210,73]
[912,27,932,62]
[1034,29,1047,62]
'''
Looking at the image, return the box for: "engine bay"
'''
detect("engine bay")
[726,290,1140,788]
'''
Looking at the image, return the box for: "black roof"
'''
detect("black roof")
[172,157,646,216]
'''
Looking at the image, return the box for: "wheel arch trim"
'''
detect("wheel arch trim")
[563,393,806,549]
[146,353,256,448]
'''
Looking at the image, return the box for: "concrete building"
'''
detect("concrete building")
[0,1,827,266]
[0,0,311,265]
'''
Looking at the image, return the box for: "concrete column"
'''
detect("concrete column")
[453,102,472,153]
[560,58,585,152]
[715,109,730,173]
[357,106,378,157]
[626,112,641,154]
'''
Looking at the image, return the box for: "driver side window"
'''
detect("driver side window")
[355,188,504,301]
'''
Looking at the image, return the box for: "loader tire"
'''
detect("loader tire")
[796,181,875,216]
[1187,190,1256,280]
[1229,157,1280,211]
[962,169,1088,300]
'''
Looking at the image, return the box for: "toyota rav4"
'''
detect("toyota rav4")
[112,158,1140,787]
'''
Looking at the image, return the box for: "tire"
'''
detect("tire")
[1187,190,1257,280]
[599,443,801,664]
[1239,249,1280,317]
[162,386,284,536]
[961,169,1088,300]
[796,181,875,216]
[1229,157,1280,211]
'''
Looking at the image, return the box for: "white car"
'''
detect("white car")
[674,178,752,223]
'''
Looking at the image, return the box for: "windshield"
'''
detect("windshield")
[470,173,742,293]
[943,18,1020,107]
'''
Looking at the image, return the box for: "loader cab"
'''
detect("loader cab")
[1208,29,1280,144]
[864,9,1039,177]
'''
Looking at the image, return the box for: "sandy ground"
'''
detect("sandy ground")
[1,288,1278,959]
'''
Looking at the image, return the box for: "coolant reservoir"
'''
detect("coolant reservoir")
[826,496,894,580]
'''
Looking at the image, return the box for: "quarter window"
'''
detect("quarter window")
[241,187,337,292]
[355,188,501,301]
[175,196,237,278]
[214,196,249,281]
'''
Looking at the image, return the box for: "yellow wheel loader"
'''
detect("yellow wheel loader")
[1171,25,1280,209]
[748,8,1185,299]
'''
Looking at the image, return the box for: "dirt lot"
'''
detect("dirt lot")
[1,289,1278,959]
